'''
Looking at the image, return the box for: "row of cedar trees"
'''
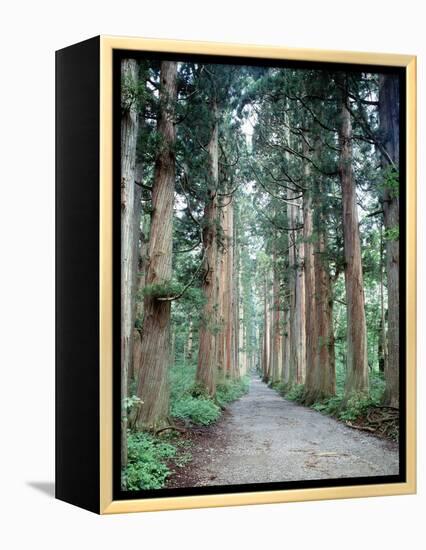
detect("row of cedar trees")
[254,68,400,409]
[120,59,251,465]
[120,58,401,465]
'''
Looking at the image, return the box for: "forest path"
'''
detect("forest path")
[168,375,399,487]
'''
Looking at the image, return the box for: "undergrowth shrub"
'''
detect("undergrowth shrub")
[122,364,251,490]
[312,396,342,416]
[171,395,220,425]
[275,370,386,423]
[273,381,290,396]
[216,376,250,407]
[170,362,250,425]
[285,384,305,402]
[338,395,376,421]
[170,361,196,401]
[169,361,220,425]
[122,432,176,490]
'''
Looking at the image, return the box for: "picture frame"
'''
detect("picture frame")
[55,35,416,514]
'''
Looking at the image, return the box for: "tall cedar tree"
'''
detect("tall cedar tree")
[135,61,178,430]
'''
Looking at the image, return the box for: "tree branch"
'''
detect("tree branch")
[135,179,152,191]
[157,248,206,302]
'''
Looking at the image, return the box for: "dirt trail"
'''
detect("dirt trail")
[168,375,399,488]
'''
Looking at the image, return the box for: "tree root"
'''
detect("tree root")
[346,421,376,433]
[155,425,187,435]
[347,406,399,441]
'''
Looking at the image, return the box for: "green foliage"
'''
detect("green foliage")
[275,370,386,424]
[273,381,305,402]
[384,225,399,242]
[170,361,198,401]
[123,394,142,418]
[270,380,288,395]
[338,395,376,421]
[284,384,305,402]
[312,396,342,416]
[142,281,183,300]
[169,361,220,425]
[311,371,385,420]
[169,362,249,425]
[122,432,176,490]
[215,376,250,407]
[313,393,374,421]
[365,370,387,406]
[190,381,211,399]
[121,73,148,113]
[171,395,220,425]
[379,166,399,200]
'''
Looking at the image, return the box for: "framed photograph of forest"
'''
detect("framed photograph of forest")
[55,36,416,514]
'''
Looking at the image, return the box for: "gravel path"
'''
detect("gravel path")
[168,376,399,487]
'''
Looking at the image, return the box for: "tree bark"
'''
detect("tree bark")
[282,306,291,384]
[223,195,235,379]
[296,210,306,384]
[132,213,149,389]
[232,214,240,379]
[196,105,219,396]
[338,76,369,398]
[135,61,178,430]
[271,248,282,384]
[128,161,143,387]
[186,320,193,361]
[378,223,388,374]
[379,74,400,407]
[288,194,306,385]
[262,274,270,382]
[287,200,297,387]
[120,58,139,465]
[302,159,318,402]
[314,228,336,398]
[216,202,227,381]
[268,268,274,382]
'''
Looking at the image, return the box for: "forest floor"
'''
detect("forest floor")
[167,375,399,488]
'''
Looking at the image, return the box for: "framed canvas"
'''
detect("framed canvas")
[55,35,416,514]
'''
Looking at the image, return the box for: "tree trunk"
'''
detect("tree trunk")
[338,76,369,398]
[232,212,240,379]
[120,58,139,465]
[216,202,227,381]
[135,213,150,323]
[379,74,400,407]
[135,61,177,430]
[262,274,270,382]
[302,165,317,402]
[287,202,296,386]
[187,320,193,361]
[271,248,282,384]
[225,197,235,378]
[314,228,336,398]
[129,161,143,388]
[268,268,274,382]
[239,267,246,375]
[132,213,149,390]
[296,209,306,384]
[196,107,219,396]
[132,329,142,386]
[378,223,388,374]
[288,195,306,385]
[282,306,291,384]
